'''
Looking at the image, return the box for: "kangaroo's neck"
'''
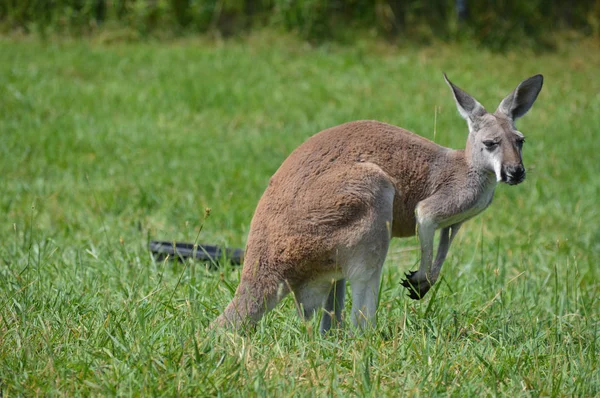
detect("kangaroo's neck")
[449,149,497,192]
[435,149,498,227]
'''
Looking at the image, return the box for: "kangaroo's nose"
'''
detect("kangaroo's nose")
[502,165,526,185]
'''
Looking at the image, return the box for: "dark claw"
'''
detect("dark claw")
[408,284,430,300]
[404,271,417,278]
[401,271,431,300]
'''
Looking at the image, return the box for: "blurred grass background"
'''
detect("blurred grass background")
[0,1,599,396]
[1,0,600,50]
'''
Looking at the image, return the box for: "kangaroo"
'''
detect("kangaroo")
[212,74,543,333]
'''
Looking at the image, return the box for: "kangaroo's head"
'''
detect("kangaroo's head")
[444,74,543,185]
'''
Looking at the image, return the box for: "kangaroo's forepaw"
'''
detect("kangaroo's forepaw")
[401,271,431,300]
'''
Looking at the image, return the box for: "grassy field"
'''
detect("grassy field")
[0,34,598,395]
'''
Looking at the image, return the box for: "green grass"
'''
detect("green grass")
[0,33,599,395]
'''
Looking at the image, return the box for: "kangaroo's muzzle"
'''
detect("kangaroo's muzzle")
[502,165,526,185]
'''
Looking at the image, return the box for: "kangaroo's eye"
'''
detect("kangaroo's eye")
[516,138,525,147]
[483,140,498,149]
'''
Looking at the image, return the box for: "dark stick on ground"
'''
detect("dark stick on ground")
[149,241,244,266]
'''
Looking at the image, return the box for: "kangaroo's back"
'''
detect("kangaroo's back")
[261,120,453,238]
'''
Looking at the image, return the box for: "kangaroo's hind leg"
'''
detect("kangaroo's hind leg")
[294,280,335,321]
[320,279,346,333]
[343,166,395,330]
[348,262,385,330]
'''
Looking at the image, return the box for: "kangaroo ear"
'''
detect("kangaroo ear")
[444,73,486,122]
[496,74,543,120]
